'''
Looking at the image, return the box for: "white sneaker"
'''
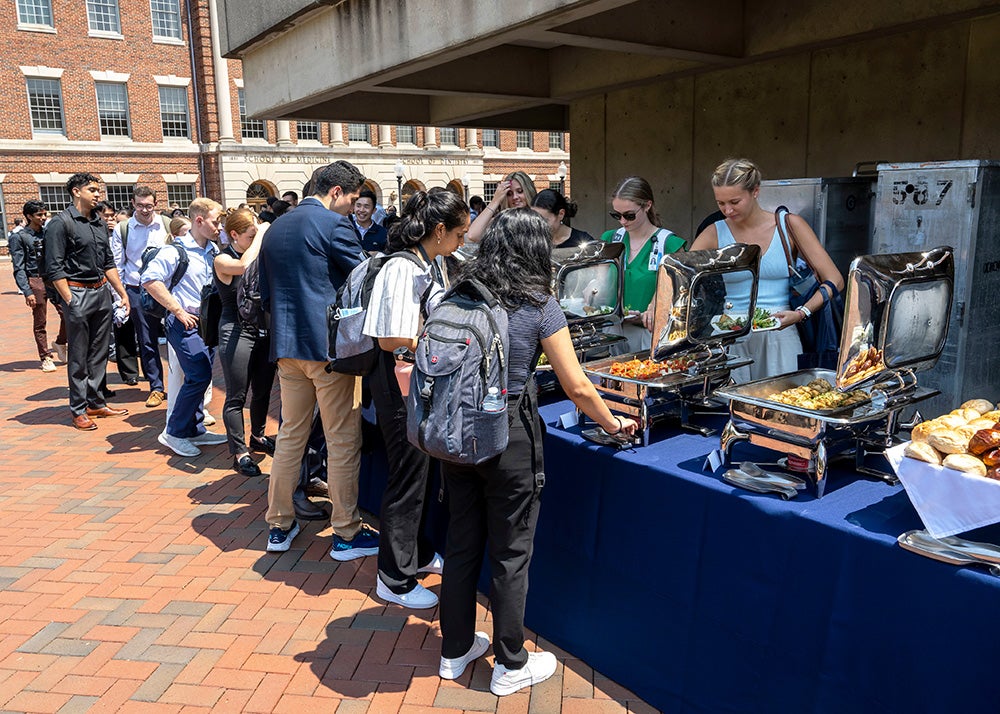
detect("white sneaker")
[158,431,201,457]
[376,575,438,609]
[439,631,490,680]
[40,357,57,373]
[203,413,216,426]
[189,430,227,445]
[490,651,558,696]
[418,552,444,575]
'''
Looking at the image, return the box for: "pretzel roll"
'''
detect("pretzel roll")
[968,429,1000,456]
[982,448,1000,468]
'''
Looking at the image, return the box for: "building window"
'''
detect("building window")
[158,86,189,138]
[482,129,499,148]
[17,0,53,26]
[549,131,564,150]
[296,121,319,141]
[26,78,64,134]
[87,0,121,34]
[39,185,70,213]
[238,89,266,140]
[483,182,498,203]
[516,131,532,149]
[347,123,370,142]
[95,82,130,137]
[150,0,182,40]
[166,184,195,209]
[104,185,133,210]
[396,125,415,144]
[439,127,457,145]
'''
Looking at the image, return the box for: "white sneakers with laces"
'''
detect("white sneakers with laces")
[439,631,490,680]
[158,431,201,457]
[376,575,438,609]
[490,651,558,696]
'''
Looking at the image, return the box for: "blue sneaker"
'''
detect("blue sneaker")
[330,523,379,561]
[266,520,300,552]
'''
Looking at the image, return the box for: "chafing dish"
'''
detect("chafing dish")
[716,247,954,497]
[581,244,760,445]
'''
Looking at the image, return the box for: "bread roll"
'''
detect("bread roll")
[949,408,981,423]
[982,448,1000,468]
[967,418,996,431]
[909,421,937,443]
[927,429,970,455]
[942,453,987,476]
[982,410,1000,422]
[904,440,942,465]
[956,424,979,442]
[961,399,994,415]
[937,414,968,429]
[969,429,1000,456]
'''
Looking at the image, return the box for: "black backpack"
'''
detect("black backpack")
[236,257,268,332]
[138,244,189,320]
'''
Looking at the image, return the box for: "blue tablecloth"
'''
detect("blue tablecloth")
[361,401,1000,713]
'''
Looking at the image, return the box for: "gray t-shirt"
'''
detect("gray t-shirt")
[506,295,567,396]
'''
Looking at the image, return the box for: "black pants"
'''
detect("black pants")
[219,317,276,455]
[439,386,543,669]
[371,350,437,593]
[64,285,112,415]
[113,313,139,382]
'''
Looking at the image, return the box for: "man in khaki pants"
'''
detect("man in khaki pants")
[258,161,377,556]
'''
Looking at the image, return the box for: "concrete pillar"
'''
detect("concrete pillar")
[208,0,235,142]
[378,124,393,148]
[424,126,437,148]
[465,127,477,149]
[329,122,345,146]
[276,120,292,146]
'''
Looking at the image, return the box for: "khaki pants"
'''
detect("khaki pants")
[265,358,362,536]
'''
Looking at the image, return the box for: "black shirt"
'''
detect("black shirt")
[214,245,242,321]
[8,226,44,294]
[43,206,114,282]
[553,227,595,249]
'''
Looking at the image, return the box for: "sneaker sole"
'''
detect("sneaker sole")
[266,523,300,552]
[375,580,438,609]
[439,632,490,680]
[329,546,378,562]
[157,432,201,457]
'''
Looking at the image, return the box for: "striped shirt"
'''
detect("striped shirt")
[363,253,446,339]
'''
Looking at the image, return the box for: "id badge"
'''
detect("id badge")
[647,250,659,272]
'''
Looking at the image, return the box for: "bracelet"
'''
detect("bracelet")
[796,305,812,321]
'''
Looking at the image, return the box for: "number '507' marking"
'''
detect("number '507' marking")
[891,179,953,206]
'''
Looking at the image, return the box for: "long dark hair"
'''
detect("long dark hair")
[532,188,578,219]
[464,208,552,309]
[387,190,469,253]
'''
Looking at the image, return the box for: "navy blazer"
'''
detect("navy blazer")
[259,197,365,362]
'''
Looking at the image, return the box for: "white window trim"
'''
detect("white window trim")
[17,23,56,34]
[100,173,141,184]
[89,70,130,82]
[88,30,124,40]
[162,173,199,183]
[20,65,63,79]
[232,78,244,89]
[153,74,191,88]
[33,172,74,184]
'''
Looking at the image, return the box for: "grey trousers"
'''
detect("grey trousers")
[64,286,112,415]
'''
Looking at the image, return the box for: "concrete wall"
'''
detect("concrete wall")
[573,13,1000,241]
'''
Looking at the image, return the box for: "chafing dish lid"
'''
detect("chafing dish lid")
[553,241,624,323]
[836,246,953,389]
[650,243,761,362]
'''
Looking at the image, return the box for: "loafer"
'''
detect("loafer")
[305,477,329,498]
[145,390,166,408]
[234,455,262,477]
[293,489,331,521]
[125,377,139,386]
[86,406,129,418]
[440,631,490,680]
[72,414,98,431]
[249,434,276,455]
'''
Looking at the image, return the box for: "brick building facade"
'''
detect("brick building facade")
[1,0,571,242]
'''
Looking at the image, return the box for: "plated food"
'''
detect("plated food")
[764,378,868,412]
[904,398,1000,480]
[751,307,779,331]
[606,356,696,380]
[712,314,746,332]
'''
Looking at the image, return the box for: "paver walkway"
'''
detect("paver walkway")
[0,280,659,713]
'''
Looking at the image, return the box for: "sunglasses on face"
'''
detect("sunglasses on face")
[609,209,641,221]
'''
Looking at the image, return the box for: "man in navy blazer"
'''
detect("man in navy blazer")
[258,161,379,556]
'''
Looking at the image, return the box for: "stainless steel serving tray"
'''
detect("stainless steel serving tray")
[898,530,1000,573]
[583,348,733,389]
[716,368,877,421]
[553,241,625,326]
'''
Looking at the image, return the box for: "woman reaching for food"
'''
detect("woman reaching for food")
[466,170,537,244]
[690,157,844,382]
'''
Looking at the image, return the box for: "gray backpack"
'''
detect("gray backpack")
[407,278,510,464]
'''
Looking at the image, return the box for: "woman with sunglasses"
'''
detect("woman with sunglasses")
[600,176,686,351]
[466,170,537,244]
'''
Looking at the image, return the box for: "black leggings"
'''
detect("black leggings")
[218,318,276,455]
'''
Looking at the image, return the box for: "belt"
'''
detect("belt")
[125,284,140,290]
[67,278,107,289]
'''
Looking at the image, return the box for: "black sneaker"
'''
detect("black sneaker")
[329,523,379,561]
[266,520,300,552]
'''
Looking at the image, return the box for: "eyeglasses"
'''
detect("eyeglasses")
[134,203,156,212]
[609,209,641,221]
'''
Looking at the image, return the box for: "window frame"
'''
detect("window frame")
[548,131,564,150]
[516,130,532,149]
[16,0,54,30]
[104,184,133,211]
[39,185,70,213]
[158,85,190,139]
[238,88,267,141]
[347,123,371,143]
[482,129,499,148]
[95,81,131,138]
[86,0,122,37]
[396,125,416,144]
[296,121,320,142]
[439,127,457,146]
[26,77,66,136]
[149,0,183,42]
[166,184,195,210]
[483,182,498,203]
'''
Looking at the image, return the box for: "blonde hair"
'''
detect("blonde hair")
[711,158,762,193]
[503,171,538,210]
[611,176,659,224]
[167,217,190,243]
[221,207,255,238]
[187,197,223,220]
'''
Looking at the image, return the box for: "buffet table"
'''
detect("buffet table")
[360,400,1000,713]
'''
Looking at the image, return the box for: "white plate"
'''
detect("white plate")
[751,316,781,332]
[710,316,746,336]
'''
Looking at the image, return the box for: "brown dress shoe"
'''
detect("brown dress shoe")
[73,414,98,431]
[86,406,130,418]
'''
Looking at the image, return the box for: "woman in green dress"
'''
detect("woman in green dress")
[600,176,685,351]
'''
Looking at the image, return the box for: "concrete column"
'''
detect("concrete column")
[208,0,235,143]
[424,126,437,148]
[465,127,477,149]
[276,120,292,146]
[378,124,393,148]
[329,122,345,145]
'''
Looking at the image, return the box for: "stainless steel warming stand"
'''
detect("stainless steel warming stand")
[716,247,955,497]
[580,244,761,445]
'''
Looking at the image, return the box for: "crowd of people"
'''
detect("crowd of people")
[8,155,841,697]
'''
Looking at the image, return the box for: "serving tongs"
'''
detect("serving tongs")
[897,530,1000,575]
[721,462,807,500]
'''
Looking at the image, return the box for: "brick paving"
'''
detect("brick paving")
[0,279,659,713]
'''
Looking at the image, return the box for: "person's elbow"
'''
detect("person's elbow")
[560,372,595,403]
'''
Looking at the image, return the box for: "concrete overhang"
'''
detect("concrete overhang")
[219,0,1000,129]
